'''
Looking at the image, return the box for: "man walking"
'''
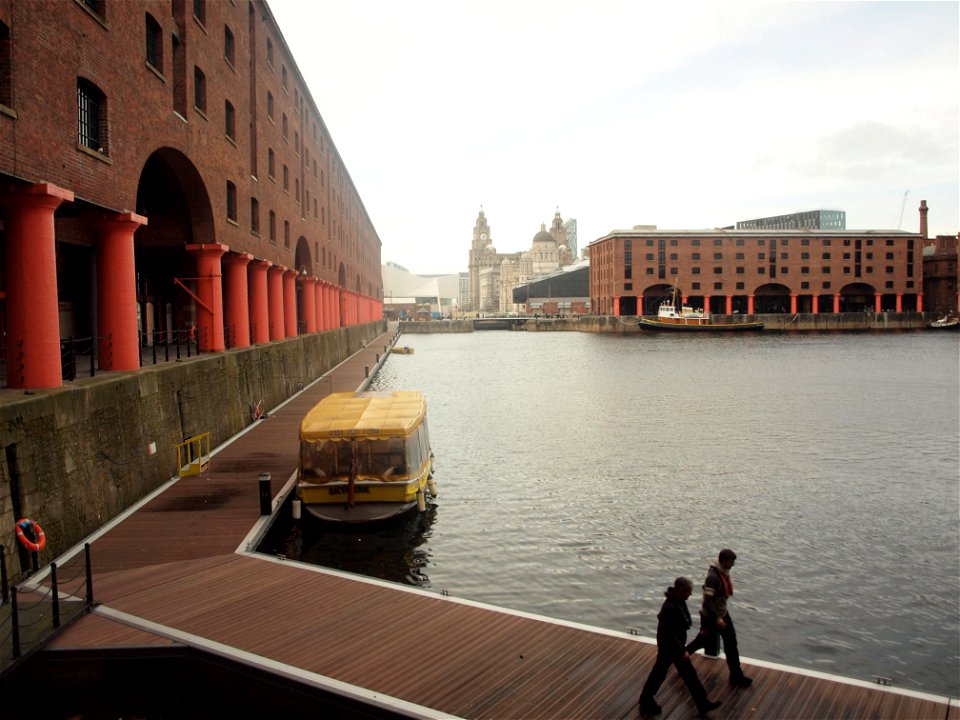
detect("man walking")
[686,548,753,688]
[638,577,722,716]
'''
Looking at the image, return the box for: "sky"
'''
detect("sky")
[267,0,959,276]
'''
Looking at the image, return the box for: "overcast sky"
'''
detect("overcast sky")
[268,0,959,276]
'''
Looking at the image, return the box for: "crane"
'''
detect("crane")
[897,190,909,230]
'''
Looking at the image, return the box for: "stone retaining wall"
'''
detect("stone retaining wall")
[0,322,386,578]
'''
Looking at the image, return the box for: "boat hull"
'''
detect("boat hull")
[639,318,764,332]
[927,319,960,330]
[304,500,419,523]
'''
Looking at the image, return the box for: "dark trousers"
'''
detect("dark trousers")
[639,653,710,711]
[686,614,743,678]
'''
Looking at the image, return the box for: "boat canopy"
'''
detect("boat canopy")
[299,391,427,442]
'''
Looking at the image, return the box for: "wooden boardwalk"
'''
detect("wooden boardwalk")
[21,325,959,719]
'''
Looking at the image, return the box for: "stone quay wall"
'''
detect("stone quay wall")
[399,320,474,333]
[525,312,929,332]
[0,322,386,577]
[397,313,930,334]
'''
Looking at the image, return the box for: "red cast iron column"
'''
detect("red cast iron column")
[283,269,298,337]
[185,243,226,352]
[96,212,148,370]
[299,275,317,333]
[248,260,271,344]
[267,265,285,340]
[0,183,74,388]
[314,281,325,331]
[223,252,253,348]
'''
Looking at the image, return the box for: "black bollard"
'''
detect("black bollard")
[258,473,272,515]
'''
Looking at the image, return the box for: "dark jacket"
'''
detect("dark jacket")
[699,561,731,624]
[656,587,692,661]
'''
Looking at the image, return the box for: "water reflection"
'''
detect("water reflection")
[264,500,438,587]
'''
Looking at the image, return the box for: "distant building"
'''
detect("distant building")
[737,210,846,230]
[920,200,959,314]
[565,218,579,259]
[382,264,460,320]
[466,208,574,313]
[590,215,926,316]
[512,260,590,315]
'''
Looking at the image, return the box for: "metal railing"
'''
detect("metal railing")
[0,543,94,674]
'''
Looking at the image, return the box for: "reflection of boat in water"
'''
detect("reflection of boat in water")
[297,391,436,523]
[927,314,960,330]
[392,346,415,354]
[639,296,764,332]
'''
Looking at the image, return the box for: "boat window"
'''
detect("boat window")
[301,440,353,479]
[359,437,406,477]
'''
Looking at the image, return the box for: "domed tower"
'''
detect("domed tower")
[531,223,559,276]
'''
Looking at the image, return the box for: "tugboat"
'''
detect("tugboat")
[927,313,960,330]
[639,291,764,332]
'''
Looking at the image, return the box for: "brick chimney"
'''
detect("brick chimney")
[919,200,928,239]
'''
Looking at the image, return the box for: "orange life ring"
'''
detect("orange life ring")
[15,518,46,552]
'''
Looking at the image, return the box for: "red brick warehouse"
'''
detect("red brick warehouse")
[0,0,383,389]
[589,223,929,317]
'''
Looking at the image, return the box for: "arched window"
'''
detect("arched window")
[77,78,107,153]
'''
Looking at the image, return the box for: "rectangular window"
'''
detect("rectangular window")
[225,100,235,140]
[145,14,163,71]
[283,165,289,191]
[269,211,276,243]
[713,267,722,274]
[224,26,235,66]
[226,181,237,221]
[692,267,700,274]
[0,21,11,107]
[268,148,275,178]
[193,67,206,112]
[266,38,274,67]
[193,0,206,25]
[77,78,106,152]
[284,220,290,248]
[250,198,260,233]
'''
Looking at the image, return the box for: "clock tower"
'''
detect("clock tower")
[468,208,493,312]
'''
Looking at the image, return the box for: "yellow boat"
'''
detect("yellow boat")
[392,346,415,354]
[297,391,436,522]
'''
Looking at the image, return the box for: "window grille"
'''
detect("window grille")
[77,79,105,152]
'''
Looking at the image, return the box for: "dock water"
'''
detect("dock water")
[7,326,957,719]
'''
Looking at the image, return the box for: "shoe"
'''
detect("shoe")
[730,673,753,688]
[698,700,721,716]
[638,698,662,715]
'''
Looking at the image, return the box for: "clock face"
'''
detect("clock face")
[479,233,487,241]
